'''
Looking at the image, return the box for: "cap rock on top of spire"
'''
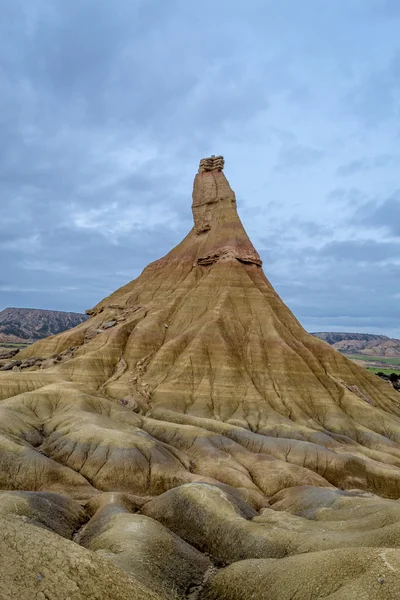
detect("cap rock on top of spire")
[198,155,225,172]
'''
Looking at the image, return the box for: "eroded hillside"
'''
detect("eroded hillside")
[1,157,400,600]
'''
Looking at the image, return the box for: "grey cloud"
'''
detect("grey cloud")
[336,159,369,177]
[1,0,399,338]
[0,221,190,313]
[357,192,400,236]
[345,52,400,126]
[261,230,400,337]
[293,220,334,239]
[319,239,400,263]
[273,257,400,337]
[327,188,368,204]
[260,218,333,246]
[301,316,400,338]
[274,144,324,171]
[336,155,394,177]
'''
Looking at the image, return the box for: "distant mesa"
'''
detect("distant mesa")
[313,331,400,357]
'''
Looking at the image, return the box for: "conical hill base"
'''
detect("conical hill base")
[1,157,400,599]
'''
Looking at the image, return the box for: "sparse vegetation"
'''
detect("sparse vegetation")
[0,342,30,349]
[367,367,400,375]
[344,353,400,365]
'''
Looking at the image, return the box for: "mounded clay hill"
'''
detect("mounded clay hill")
[2,157,400,600]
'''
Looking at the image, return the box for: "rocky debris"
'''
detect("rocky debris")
[84,328,100,342]
[6,346,80,372]
[0,348,19,360]
[53,346,78,358]
[83,321,118,343]
[0,356,45,371]
[119,396,139,411]
[20,357,43,369]
[196,249,262,267]
[0,360,22,371]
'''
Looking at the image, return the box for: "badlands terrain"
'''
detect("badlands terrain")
[312,332,400,358]
[312,332,400,378]
[0,307,87,344]
[1,156,400,599]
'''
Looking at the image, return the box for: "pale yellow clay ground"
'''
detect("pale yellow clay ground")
[1,156,400,599]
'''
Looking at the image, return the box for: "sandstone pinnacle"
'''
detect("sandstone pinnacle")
[1,158,400,599]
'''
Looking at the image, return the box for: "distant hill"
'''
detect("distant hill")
[312,331,400,357]
[0,307,88,343]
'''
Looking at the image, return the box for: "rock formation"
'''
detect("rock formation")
[313,331,400,357]
[1,157,400,599]
[0,307,88,343]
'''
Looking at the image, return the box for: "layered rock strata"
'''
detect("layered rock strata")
[1,157,400,599]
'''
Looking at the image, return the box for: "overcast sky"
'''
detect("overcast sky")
[1,0,399,336]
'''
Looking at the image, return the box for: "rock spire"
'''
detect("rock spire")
[1,157,400,599]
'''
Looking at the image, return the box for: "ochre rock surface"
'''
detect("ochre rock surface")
[1,158,400,599]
